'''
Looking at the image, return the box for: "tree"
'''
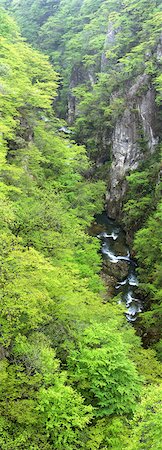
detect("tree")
[68,322,141,417]
[127,384,162,450]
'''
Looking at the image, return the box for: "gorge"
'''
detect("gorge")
[93,213,141,322]
[0,1,162,449]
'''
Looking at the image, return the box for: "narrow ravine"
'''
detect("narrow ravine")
[93,213,142,321]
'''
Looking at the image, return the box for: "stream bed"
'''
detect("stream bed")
[93,213,142,322]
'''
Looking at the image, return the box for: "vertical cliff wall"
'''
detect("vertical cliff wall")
[65,9,161,220]
[8,0,162,219]
[107,79,159,218]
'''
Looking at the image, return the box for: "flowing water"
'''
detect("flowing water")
[94,213,142,322]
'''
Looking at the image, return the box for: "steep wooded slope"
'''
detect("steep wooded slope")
[6,0,162,353]
[0,5,162,449]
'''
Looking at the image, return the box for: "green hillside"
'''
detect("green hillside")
[0,3,162,449]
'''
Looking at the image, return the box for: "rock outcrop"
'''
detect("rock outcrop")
[66,20,161,220]
[106,78,159,219]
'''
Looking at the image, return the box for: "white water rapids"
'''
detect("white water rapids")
[96,214,142,322]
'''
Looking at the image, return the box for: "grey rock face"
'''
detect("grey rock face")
[107,81,158,219]
[104,259,128,280]
[138,89,159,152]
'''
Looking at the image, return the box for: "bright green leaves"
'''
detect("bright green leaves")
[0,8,58,142]
[0,239,56,345]
[123,157,161,230]
[8,0,162,168]
[0,4,161,450]
[106,0,162,73]
[38,379,93,450]
[0,6,19,40]
[0,191,15,229]
[13,333,60,384]
[123,156,162,347]
[155,73,162,105]
[133,201,162,342]
[134,202,162,274]
[68,323,141,417]
[127,384,162,450]
[0,335,93,450]
[85,416,130,450]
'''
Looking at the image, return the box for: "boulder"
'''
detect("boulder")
[103,259,128,281]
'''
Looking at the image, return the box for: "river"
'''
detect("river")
[93,213,142,322]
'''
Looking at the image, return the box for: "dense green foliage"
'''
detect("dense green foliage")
[0,2,162,449]
[6,0,162,344]
[6,0,162,160]
[123,152,162,353]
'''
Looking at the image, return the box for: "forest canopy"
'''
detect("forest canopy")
[0,2,162,449]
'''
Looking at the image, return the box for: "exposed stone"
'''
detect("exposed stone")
[127,74,149,98]
[137,89,159,153]
[106,81,158,219]
[106,107,141,218]
[103,259,128,281]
